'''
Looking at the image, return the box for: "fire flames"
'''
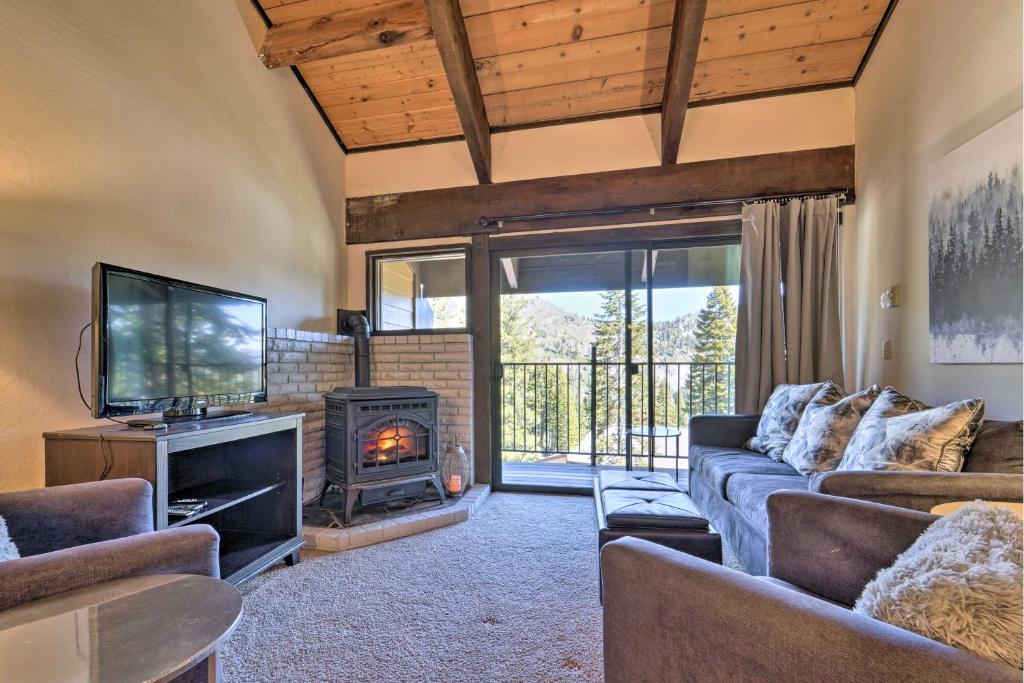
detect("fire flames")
[366,425,416,462]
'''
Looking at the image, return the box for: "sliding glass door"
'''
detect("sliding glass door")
[492,239,740,493]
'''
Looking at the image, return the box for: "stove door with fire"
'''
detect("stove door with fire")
[357,414,433,478]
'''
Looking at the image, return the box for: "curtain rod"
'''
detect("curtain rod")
[477,189,849,229]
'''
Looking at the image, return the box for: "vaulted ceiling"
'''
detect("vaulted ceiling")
[254,0,892,167]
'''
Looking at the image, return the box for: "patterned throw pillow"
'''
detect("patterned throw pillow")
[837,388,984,472]
[782,384,881,476]
[746,381,833,461]
[0,515,19,562]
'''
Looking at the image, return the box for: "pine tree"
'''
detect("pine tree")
[684,287,738,415]
[591,289,644,461]
[499,296,536,362]
[967,207,982,245]
[592,289,645,361]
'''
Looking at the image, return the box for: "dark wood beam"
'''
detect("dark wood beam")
[469,234,493,485]
[345,145,855,244]
[661,0,707,165]
[424,0,491,184]
[259,0,433,69]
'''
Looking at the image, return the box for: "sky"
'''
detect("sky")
[539,286,739,322]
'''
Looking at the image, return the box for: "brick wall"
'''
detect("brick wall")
[261,329,353,502]
[258,329,473,502]
[369,334,474,485]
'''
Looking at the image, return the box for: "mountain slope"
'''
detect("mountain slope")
[506,295,698,362]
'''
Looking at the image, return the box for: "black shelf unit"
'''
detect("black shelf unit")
[167,480,286,528]
[218,529,297,581]
[44,412,305,586]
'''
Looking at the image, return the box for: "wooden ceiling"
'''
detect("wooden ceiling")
[254,0,892,163]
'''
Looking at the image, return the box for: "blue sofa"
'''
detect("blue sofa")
[687,414,1023,574]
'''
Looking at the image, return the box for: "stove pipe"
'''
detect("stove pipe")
[338,311,371,387]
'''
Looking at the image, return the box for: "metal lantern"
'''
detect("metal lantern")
[441,441,470,496]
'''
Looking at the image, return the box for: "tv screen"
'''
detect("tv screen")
[93,264,267,417]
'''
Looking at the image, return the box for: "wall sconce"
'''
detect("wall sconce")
[880,286,900,309]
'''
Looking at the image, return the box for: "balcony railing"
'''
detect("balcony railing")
[499,350,735,465]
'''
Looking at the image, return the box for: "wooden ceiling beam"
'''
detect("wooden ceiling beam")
[346,145,855,243]
[425,0,492,184]
[259,0,434,69]
[500,257,519,289]
[661,0,707,164]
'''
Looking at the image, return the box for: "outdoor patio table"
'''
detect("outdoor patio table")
[625,426,683,482]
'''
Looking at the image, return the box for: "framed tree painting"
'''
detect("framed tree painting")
[928,110,1023,363]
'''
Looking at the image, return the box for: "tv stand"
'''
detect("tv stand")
[43,412,304,585]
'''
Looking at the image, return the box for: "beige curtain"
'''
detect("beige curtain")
[735,195,845,413]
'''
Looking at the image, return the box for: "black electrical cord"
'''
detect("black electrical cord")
[75,322,93,412]
[76,322,129,422]
[98,433,113,480]
[75,321,128,479]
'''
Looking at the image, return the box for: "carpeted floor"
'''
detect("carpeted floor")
[222,492,741,682]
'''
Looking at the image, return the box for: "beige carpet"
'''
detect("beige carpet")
[221,492,743,682]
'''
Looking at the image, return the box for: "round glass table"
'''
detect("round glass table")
[625,425,683,481]
[0,574,242,682]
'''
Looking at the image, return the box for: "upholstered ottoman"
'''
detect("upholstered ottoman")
[594,471,722,592]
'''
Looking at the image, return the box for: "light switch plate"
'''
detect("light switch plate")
[882,339,893,360]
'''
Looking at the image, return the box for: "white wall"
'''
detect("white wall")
[345,88,855,196]
[853,0,1023,418]
[0,0,347,491]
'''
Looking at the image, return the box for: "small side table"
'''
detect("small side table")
[625,426,683,481]
[0,574,242,682]
[930,500,1024,519]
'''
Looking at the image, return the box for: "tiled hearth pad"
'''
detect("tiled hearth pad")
[301,485,490,551]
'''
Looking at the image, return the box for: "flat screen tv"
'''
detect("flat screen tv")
[92,263,267,419]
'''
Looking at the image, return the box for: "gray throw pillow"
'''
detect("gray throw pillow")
[746,381,832,461]
[0,515,19,562]
[962,420,1024,474]
[782,384,881,476]
[855,502,1023,669]
[838,388,984,472]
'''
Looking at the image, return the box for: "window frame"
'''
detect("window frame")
[365,245,472,336]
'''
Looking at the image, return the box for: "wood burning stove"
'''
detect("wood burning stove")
[322,312,445,524]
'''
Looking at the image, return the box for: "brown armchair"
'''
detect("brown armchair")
[0,478,219,612]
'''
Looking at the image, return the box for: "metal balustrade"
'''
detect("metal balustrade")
[499,352,735,466]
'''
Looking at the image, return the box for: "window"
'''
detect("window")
[369,249,468,333]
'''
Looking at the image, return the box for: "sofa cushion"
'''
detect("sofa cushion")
[839,388,985,473]
[691,445,800,497]
[746,381,834,460]
[963,420,1024,474]
[725,473,808,533]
